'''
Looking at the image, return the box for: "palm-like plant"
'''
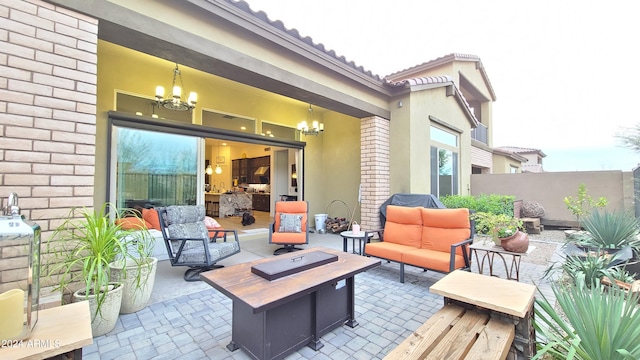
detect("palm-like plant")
[576,210,640,250]
[47,203,142,318]
[534,279,640,359]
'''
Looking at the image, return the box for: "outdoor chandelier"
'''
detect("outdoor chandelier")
[155,63,197,112]
[297,104,324,136]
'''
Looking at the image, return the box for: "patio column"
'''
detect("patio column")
[360,116,390,232]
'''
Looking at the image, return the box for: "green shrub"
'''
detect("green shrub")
[472,212,523,236]
[441,194,515,216]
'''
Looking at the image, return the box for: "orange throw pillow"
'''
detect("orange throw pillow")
[142,208,161,230]
[116,217,150,230]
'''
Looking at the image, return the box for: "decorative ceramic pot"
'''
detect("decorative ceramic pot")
[72,282,123,337]
[500,230,529,253]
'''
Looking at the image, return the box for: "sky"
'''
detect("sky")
[242,0,640,171]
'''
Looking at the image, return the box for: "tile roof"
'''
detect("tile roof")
[385,75,479,127]
[227,0,383,81]
[385,53,497,101]
[496,146,547,157]
[384,75,454,87]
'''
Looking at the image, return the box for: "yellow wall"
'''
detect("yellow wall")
[390,87,473,196]
[96,41,362,220]
[492,154,521,174]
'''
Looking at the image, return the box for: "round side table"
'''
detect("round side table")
[340,231,374,255]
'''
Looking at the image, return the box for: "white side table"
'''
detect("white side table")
[340,231,374,255]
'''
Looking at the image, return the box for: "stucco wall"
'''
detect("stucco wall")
[471,171,635,227]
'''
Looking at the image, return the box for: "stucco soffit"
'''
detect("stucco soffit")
[46,0,389,119]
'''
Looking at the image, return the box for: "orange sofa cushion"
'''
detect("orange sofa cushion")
[364,242,414,262]
[383,205,423,248]
[402,248,468,273]
[421,208,470,255]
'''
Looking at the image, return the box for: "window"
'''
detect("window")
[202,110,256,133]
[113,127,199,209]
[430,125,459,197]
[510,166,519,174]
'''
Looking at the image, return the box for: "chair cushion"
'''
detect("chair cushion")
[421,208,471,254]
[142,208,161,230]
[402,248,468,273]
[116,217,150,230]
[164,205,206,225]
[174,241,240,265]
[279,213,303,233]
[383,205,423,247]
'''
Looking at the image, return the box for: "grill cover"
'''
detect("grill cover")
[380,193,446,227]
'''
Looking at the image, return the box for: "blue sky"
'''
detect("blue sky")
[543,147,639,172]
[244,0,640,172]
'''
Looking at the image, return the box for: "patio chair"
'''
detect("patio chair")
[157,205,241,281]
[269,200,310,255]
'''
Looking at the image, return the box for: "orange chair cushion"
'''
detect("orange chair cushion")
[273,201,308,233]
[116,217,150,230]
[402,248,468,273]
[271,231,306,245]
[207,228,226,239]
[383,205,423,248]
[364,242,414,262]
[421,208,471,255]
[142,208,161,231]
[270,201,308,246]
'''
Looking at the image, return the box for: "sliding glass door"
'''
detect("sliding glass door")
[111,127,201,209]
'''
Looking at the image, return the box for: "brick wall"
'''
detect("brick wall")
[0,0,98,303]
[360,116,390,232]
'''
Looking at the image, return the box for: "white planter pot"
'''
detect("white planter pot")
[72,282,123,337]
[109,257,158,314]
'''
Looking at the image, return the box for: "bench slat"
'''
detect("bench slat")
[464,317,515,360]
[384,304,465,360]
[426,310,489,360]
[385,304,515,360]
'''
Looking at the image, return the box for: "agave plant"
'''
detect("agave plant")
[534,279,640,359]
[576,210,640,250]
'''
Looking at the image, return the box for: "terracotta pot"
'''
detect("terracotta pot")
[500,230,529,253]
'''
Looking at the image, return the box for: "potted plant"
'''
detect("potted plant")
[46,203,147,336]
[109,212,158,314]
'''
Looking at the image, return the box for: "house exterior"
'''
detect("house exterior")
[1,0,501,295]
[495,146,546,173]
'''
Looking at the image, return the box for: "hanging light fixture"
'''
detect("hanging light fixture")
[205,164,213,175]
[215,142,223,174]
[297,104,324,136]
[155,63,197,112]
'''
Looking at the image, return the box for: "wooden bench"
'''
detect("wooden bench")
[384,304,514,360]
[387,271,537,360]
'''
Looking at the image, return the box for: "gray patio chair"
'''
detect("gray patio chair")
[157,205,241,281]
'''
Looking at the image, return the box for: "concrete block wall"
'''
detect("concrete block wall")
[360,116,390,233]
[0,0,98,303]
